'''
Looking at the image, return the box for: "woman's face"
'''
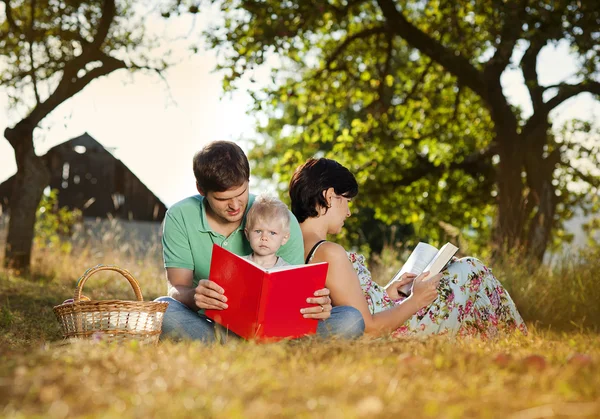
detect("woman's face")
[328,193,352,234]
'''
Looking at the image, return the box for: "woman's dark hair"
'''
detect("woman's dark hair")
[193,141,250,192]
[289,158,358,223]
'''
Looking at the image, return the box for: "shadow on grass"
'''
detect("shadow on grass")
[0,271,68,353]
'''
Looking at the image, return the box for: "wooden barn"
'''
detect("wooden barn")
[0,133,167,221]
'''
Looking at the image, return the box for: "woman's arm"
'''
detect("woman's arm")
[312,243,440,336]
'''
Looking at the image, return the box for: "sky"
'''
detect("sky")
[0,10,599,209]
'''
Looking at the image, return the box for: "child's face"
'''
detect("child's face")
[245,219,289,257]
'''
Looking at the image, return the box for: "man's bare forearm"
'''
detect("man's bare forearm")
[168,285,199,311]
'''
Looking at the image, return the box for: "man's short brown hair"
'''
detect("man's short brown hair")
[193,141,250,192]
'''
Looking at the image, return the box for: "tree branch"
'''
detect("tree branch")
[452,84,462,121]
[58,0,117,88]
[329,0,366,16]
[376,0,487,99]
[28,0,40,105]
[484,0,528,82]
[401,59,433,105]
[545,81,600,111]
[2,0,22,33]
[377,33,394,104]
[366,145,496,193]
[90,0,117,51]
[317,26,387,77]
[520,38,546,112]
[561,164,600,189]
[523,81,600,138]
[26,54,127,127]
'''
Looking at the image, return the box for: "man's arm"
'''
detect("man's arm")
[167,268,229,311]
[166,268,198,310]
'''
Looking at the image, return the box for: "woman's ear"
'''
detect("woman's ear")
[322,188,335,208]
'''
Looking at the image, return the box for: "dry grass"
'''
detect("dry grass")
[0,330,598,418]
[1,228,600,418]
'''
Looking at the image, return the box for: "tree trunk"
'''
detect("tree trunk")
[492,123,557,265]
[3,127,50,272]
[492,136,526,259]
[526,177,555,262]
[523,122,557,264]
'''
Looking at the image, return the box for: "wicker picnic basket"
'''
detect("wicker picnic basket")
[53,265,168,345]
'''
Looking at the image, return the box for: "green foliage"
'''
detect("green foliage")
[0,1,173,113]
[0,298,15,328]
[199,0,599,256]
[34,189,81,254]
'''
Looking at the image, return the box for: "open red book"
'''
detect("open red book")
[205,244,328,341]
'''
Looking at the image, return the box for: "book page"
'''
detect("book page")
[423,242,459,275]
[266,262,327,273]
[390,242,439,281]
[384,242,438,295]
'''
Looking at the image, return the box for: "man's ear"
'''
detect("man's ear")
[196,181,205,196]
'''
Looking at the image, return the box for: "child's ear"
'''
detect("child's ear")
[244,228,250,240]
[281,233,290,246]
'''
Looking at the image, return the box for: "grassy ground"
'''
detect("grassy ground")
[1,240,599,418]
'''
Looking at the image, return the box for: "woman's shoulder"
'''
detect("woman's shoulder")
[318,241,347,254]
[310,241,349,262]
[319,244,366,260]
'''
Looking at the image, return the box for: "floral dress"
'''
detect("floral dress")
[349,252,528,338]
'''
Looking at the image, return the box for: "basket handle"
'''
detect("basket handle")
[74,265,144,302]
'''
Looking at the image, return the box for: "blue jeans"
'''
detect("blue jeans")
[155,296,365,343]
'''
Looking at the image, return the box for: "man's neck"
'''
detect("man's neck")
[250,254,278,268]
[205,206,242,237]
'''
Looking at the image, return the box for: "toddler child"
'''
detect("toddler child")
[244,194,291,268]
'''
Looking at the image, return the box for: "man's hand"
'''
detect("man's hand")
[386,272,417,300]
[410,271,442,309]
[300,288,332,320]
[194,279,228,310]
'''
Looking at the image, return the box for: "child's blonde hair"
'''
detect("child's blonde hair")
[246,194,291,232]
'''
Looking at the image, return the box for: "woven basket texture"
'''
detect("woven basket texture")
[53,265,168,345]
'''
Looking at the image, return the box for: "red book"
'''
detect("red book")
[205,244,328,341]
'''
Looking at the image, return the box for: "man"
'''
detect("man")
[156,141,365,342]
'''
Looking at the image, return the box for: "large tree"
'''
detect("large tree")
[201,0,600,261]
[1,0,177,270]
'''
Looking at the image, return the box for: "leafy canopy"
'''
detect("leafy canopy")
[196,0,599,253]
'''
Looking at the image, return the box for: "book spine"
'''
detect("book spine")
[255,273,272,339]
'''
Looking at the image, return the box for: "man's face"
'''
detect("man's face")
[245,219,289,257]
[201,182,249,225]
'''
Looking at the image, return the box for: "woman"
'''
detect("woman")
[289,158,527,338]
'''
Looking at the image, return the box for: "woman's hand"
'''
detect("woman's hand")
[301,288,333,320]
[410,271,442,309]
[386,273,417,300]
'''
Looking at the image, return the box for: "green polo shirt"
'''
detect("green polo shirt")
[162,193,304,287]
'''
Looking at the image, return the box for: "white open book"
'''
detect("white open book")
[384,242,459,296]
